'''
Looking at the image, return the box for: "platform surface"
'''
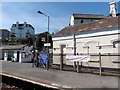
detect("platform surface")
[1,61,119,89]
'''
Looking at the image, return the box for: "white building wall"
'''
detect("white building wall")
[53,29,119,68]
[20,46,33,63]
[76,34,118,54]
[53,39,74,64]
[53,38,74,54]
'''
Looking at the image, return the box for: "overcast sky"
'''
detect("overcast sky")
[0,2,119,34]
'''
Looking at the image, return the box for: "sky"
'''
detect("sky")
[0,2,119,34]
[1,0,120,2]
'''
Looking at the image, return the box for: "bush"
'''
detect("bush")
[8,42,17,45]
[19,38,28,44]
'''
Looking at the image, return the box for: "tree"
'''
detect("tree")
[27,37,34,46]
[36,36,44,51]
[35,32,53,51]
[19,38,28,44]
[2,38,8,44]
[11,33,16,42]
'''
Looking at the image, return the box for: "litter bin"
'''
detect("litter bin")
[39,53,48,68]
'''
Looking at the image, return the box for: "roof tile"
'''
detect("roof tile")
[54,15,119,37]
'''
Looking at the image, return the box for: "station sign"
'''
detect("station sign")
[44,43,51,47]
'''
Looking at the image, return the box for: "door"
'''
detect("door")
[17,51,20,62]
[60,45,66,70]
[60,45,66,64]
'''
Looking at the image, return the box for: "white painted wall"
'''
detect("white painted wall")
[19,46,33,63]
[13,52,17,62]
[53,29,119,68]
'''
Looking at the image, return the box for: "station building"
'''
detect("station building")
[52,0,119,69]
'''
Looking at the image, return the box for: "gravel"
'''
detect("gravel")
[0,82,20,89]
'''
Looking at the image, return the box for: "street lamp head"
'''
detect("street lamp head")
[37,11,43,14]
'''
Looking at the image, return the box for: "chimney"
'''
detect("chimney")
[70,14,74,26]
[16,22,19,27]
[24,22,27,27]
[109,0,116,17]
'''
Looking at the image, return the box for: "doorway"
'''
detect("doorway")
[17,51,20,62]
[60,45,66,64]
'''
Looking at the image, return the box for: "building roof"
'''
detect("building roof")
[0,29,11,39]
[12,23,34,30]
[0,29,10,33]
[0,45,27,50]
[54,15,119,37]
[72,14,106,19]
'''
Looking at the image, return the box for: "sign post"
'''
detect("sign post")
[77,61,79,73]
[99,53,102,76]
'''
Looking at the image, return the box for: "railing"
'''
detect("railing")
[52,53,120,76]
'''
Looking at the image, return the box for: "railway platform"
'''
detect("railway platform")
[0,61,119,89]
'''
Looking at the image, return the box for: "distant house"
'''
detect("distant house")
[52,14,119,69]
[0,29,10,40]
[70,14,106,26]
[11,22,35,40]
[1,45,33,63]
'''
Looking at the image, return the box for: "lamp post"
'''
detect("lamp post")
[37,11,49,32]
[37,10,50,70]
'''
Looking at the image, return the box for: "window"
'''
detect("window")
[81,20,84,24]
[91,20,93,22]
[21,52,25,58]
[113,40,120,48]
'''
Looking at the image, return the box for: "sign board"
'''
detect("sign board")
[66,55,90,62]
[44,43,51,47]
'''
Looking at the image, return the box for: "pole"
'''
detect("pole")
[60,53,63,70]
[46,16,50,70]
[99,53,102,76]
[77,61,79,73]
[73,34,77,70]
[73,33,79,73]
[37,11,50,70]
[48,16,49,32]
[73,34,76,55]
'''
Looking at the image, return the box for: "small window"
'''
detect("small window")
[14,24,16,27]
[91,20,93,21]
[81,20,84,24]
[113,40,120,48]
